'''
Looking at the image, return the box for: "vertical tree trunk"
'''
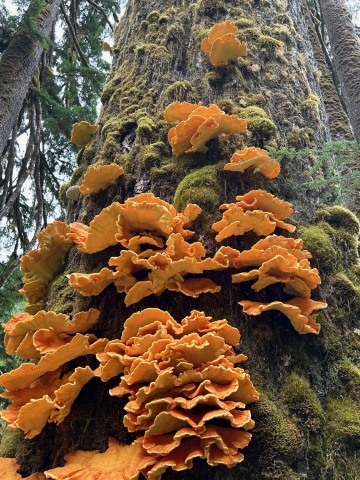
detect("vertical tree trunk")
[4,1,360,479]
[319,0,360,141]
[0,0,62,157]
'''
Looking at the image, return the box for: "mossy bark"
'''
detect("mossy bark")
[10,1,360,479]
[0,0,62,156]
[319,0,360,142]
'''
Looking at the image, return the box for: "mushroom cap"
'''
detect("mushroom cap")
[209,33,247,67]
[70,121,98,148]
[223,190,293,219]
[224,147,280,178]
[239,298,326,334]
[212,208,278,240]
[44,438,157,480]
[0,458,44,480]
[68,268,115,296]
[79,163,124,195]
[201,20,238,54]
[164,101,202,122]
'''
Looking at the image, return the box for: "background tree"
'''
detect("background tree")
[2,0,360,479]
[0,0,120,288]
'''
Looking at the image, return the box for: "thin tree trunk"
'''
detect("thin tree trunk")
[0,0,62,158]
[319,0,360,141]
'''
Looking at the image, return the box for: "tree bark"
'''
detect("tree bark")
[0,0,62,158]
[6,1,360,479]
[319,0,360,141]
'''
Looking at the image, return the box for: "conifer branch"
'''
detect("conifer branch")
[60,3,90,68]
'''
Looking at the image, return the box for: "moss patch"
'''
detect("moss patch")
[0,429,22,457]
[326,397,360,447]
[300,225,337,272]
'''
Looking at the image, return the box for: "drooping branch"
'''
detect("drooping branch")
[59,3,90,68]
[85,0,114,31]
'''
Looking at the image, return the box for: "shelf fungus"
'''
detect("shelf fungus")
[0,458,43,479]
[0,333,107,439]
[164,101,247,156]
[70,121,97,148]
[213,190,295,241]
[19,222,74,312]
[68,232,232,305]
[239,298,327,334]
[201,20,247,67]
[79,163,124,195]
[2,308,100,358]
[96,308,258,478]
[68,193,201,254]
[224,147,280,178]
[43,438,157,480]
[232,248,321,298]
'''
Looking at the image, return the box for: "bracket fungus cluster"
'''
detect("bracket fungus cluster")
[212,189,295,241]
[68,193,233,305]
[164,101,247,156]
[94,308,259,479]
[224,147,280,179]
[19,222,74,314]
[70,121,98,148]
[201,20,247,67]
[0,309,107,438]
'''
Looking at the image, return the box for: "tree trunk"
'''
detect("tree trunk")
[4,1,360,479]
[319,0,360,141]
[0,0,61,157]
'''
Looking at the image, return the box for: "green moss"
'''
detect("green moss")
[140,142,169,169]
[173,165,221,228]
[158,15,170,24]
[238,105,278,142]
[136,116,156,138]
[314,205,360,237]
[271,23,292,42]
[326,397,360,447]
[250,392,303,463]
[47,274,76,315]
[203,71,221,87]
[147,10,160,24]
[235,18,254,28]
[0,429,22,457]
[280,373,324,432]
[163,81,198,103]
[302,93,320,109]
[259,34,284,48]
[286,129,311,148]
[337,359,360,402]
[300,225,337,272]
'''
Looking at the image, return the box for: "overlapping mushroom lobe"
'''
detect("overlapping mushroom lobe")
[97,308,258,477]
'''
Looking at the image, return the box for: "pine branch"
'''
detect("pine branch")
[60,3,90,68]
[85,0,114,31]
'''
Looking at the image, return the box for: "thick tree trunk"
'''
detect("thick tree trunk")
[5,1,360,479]
[0,0,61,157]
[319,0,360,141]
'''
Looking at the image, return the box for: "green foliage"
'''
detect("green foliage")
[265,140,360,202]
[23,0,51,47]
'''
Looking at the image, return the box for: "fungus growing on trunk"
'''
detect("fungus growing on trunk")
[70,121,97,148]
[201,20,247,67]
[96,308,258,478]
[164,101,246,156]
[224,147,280,178]
[79,163,124,195]
[239,298,327,334]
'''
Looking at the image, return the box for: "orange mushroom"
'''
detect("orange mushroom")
[239,298,327,334]
[19,222,74,309]
[70,121,97,148]
[79,163,124,195]
[44,438,157,480]
[2,309,100,358]
[201,20,247,67]
[165,101,246,156]
[103,308,258,476]
[0,458,44,479]
[224,147,280,178]
[232,251,321,297]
